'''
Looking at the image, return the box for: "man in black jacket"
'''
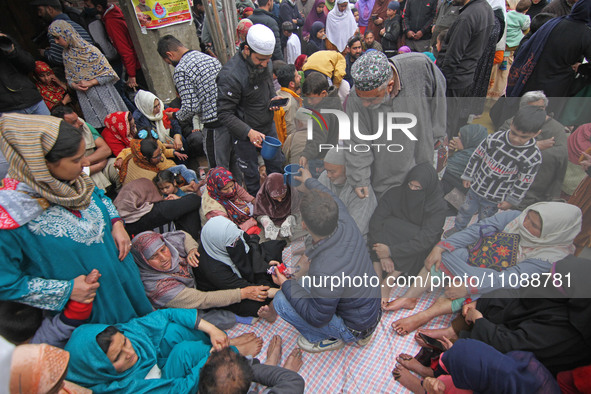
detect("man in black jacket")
[217,24,286,195]
[437,0,494,137]
[248,0,284,60]
[0,33,49,115]
[402,0,437,52]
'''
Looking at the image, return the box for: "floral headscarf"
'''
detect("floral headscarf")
[206,167,251,224]
[103,112,132,146]
[33,61,67,111]
[48,20,118,84]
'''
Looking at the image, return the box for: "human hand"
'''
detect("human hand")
[241,285,270,301]
[462,300,477,316]
[355,186,369,199]
[440,336,453,350]
[85,269,101,284]
[380,28,386,36]
[373,243,391,260]
[380,258,395,273]
[71,274,101,303]
[497,201,512,210]
[269,95,284,111]
[187,248,200,267]
[406,31,415,39]
[375,17,383,24]
[62,94,72,105]
[414,30,423,39]
[299,155,308,170]
[71,82,89,92]
[248,129,265,148]
[209,327,229,351]
[112,220,132,261]
[536,137,555,151]
[423,377,446,394]
[462,180,471,189]
[465,308,483,324]
[293,167,312,185]
[114,158,123,170]
[165,194,180,200]
[449,136,463,151]
[173,134,183,151]
[272,266,288,286]
[173,151,188,161]
[126,76,138,89]
[424,245,444,271]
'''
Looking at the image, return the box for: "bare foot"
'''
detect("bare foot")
[392,364,424,393]
[416,327,457,345]
[383,297,418,312]
[283,348,303,372]
[234,336,263,357]
[392,313,430,336]
[229,332,256,346]
[265,335,282,366]
[396,353,434,377]
[258,304,277,323]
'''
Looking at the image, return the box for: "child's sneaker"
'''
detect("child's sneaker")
[297,336,345,353]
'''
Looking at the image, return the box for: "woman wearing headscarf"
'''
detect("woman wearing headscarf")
[0,114,152,324]
[9,343,91,394]
[133,89,184,151]
[325,0,358,52]
[101,111,137,157]
[569,144,591,255]
[253,173,301,241]
[32,61,71,111]
[302,0,327,37]
[306,21,327,55]
[48,20,127,129]
[563,123,591,196]
[194,216,283,317]
[200,167,258,233]
[117,135,194,187]
[64,308,262,393]
[131,231,270,326]
[393,338,560,394]
[387,202,582,335]
[113,178,202,241]
[506,0,591,111]
[442,124,489,195]
[369,163,447,304]
[366,0,389,43]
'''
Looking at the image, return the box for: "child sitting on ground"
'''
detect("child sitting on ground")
[443,105,545,237]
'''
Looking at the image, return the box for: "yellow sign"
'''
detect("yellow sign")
[131,0,193,29]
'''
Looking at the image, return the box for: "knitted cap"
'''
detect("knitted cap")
[351,51,393,91]
[323,147,345,165]
[246,24,276,56]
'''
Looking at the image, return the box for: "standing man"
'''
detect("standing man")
[402,0,437,52]
[437,0,494,137]
[88,0,144,90]
[249,0,284,60]
[217,24,286,195]
[157,35,237,176]
[33,0,93,66]
[345,51,446,197]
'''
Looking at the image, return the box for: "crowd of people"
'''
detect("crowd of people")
[0,0,590,392]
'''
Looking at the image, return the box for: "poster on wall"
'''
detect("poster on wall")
[132,0,193,29]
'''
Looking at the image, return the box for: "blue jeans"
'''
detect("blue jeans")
[168,165,197,183]
[12,100,50,116]
[454,189,498,230]
[273,290,357,343]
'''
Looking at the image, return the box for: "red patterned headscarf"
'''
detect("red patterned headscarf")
[206,167,251,224]
[104,112,132,146]
[33,61,67,111]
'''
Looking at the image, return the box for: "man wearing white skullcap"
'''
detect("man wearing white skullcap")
[317,147,377,238]
[217,24,287,195]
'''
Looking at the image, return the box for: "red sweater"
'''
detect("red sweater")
[102,5,140,78]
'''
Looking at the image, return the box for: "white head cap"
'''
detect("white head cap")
[246,24,275,56]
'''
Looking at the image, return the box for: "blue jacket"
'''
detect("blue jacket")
[281,178,381,331]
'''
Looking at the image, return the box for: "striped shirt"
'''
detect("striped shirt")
[172,50,222,123]
[462,130,542,206]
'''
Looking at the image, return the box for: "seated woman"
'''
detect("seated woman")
[113,178,202,241]
[369,163,447,306]
[416,254,591,376]
[441,124,489,196]
[133,89,184,151]
[117,134,195,187]
[194,216,283,317]
[253,173,301,242]
[101,111,138,157]
[64,309,263,392]
[393,338,560,394]
[131,231,270,326]
[386,201,582,336]
[200,167,258,233]
[33,60,71,111]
